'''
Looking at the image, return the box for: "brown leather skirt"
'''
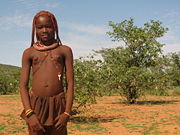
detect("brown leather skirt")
[21,91,66,126]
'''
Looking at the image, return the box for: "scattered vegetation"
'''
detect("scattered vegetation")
[0,18,180,108]
[0,64,20,94]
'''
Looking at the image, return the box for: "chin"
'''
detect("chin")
[41,38,49,42]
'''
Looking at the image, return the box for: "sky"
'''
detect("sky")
[0,0,180,66]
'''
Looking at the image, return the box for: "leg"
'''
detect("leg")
[45,126,67,135]
[28,126,45,135]
[29,130,44,135]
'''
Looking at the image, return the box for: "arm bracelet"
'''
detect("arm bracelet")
[64,112,71,117]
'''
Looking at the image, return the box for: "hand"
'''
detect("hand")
[27,114,45,132]
[54,113,69,130]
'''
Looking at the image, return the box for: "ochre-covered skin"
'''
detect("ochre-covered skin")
[19,11,74,135]
[24,45,72,96]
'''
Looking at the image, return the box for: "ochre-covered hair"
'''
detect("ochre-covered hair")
[31,11,62,46]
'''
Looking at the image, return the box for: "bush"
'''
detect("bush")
[172,87,180,95]
[0,67,20,94]
[73,55,102,109]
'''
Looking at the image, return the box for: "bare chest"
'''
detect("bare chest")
[32,50,63,64]
[30,50,65,75]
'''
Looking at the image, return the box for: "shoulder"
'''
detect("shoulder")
[22,47,35,58]
[23,47,34,54]
[57,45,73,58]
[58,45,73,53]
[59,45,72,51]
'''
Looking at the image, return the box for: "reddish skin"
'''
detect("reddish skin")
[19,15,74,133]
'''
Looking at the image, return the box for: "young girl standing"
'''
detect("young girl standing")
[20,11,74,135]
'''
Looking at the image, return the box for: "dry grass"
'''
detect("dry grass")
[0,94,180,135]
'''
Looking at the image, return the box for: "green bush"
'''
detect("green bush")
[0,65,20,94]
[73,55,102,109]
[172,87,180,95]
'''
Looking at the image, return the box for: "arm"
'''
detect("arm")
[20,49,45,132]
[64,46,74,114]
[55,46,74,129]
[19,49,32,112]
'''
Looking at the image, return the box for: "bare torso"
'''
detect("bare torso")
[30,46,65,96]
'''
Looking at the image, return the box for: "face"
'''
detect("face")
[35,15,55,45]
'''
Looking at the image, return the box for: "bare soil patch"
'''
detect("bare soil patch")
[0,95,180,135]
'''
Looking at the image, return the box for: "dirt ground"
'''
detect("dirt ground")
[0,94,180,135]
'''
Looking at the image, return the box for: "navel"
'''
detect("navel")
[44,84,49,87]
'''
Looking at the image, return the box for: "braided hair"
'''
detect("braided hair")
[31,11,62,46]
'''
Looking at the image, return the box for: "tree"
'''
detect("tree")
[97,18,168,103]
[73,55,102,109]
[147,56,170,95]
[166,52,180,86]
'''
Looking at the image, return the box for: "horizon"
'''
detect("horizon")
[0,0,180,66]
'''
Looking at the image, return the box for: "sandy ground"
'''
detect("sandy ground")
[0,94,180,135]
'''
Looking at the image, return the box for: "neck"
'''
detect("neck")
[40,40,55,46]
[33,40,60,51]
